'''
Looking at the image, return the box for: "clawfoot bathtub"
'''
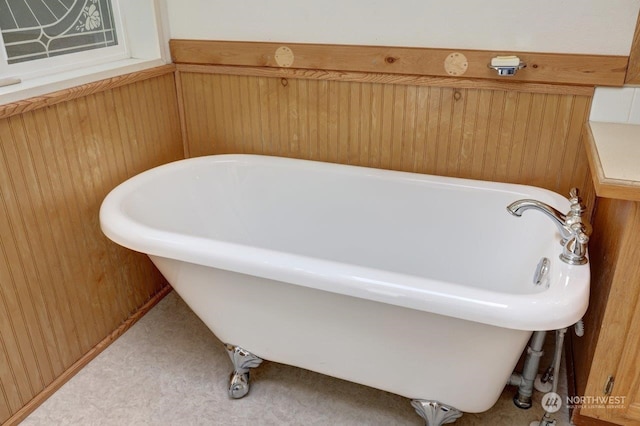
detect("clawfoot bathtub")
[100,155,589,425]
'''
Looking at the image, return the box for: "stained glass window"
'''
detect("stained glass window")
[0,0,118,64]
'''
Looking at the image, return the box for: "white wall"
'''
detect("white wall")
[163,0,640,55]
[591,88,640,124]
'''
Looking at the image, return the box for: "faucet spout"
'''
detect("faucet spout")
[507,199,570,240]
[507,188,591,265]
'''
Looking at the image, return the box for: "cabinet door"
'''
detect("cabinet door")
[581,200,640,425]
[606,299,640,423]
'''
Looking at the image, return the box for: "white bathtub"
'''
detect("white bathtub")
[100,154,589,422]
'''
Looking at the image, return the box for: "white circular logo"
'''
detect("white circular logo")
[541,392,562,413]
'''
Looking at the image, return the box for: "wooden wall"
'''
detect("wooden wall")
[0,68,183,424]
[177,66,596,210]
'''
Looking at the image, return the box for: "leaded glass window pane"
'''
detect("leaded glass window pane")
[0,0,118,64]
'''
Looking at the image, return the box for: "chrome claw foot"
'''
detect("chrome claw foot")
[229,370,251,399]
[224,343,263,399]
[411,400,463,426]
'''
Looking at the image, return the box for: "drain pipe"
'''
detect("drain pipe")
[508,330,547,409]
[531,328,568,426]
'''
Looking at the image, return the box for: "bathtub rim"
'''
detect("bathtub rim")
[99,154,590,332]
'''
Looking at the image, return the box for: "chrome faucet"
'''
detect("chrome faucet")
[507,188,591,265]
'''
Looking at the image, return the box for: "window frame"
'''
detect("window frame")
[0,0,129,81]
[0,0,168,104]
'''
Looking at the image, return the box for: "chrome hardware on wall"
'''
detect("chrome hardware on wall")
[488,55,526,76]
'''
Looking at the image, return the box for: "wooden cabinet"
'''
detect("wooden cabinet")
[572,125,640,425]
[572,198,640,425]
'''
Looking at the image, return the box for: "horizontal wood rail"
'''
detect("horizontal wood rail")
[170,39,628,87]
[176,64,594,96]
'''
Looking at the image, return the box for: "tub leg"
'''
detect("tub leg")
[224,343,263,399]
[411,400,463,426]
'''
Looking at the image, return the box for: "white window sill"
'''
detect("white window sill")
[0,57,168,106]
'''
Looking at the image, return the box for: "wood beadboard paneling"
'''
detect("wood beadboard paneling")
[179,70,596,210]
[0,71,183,424]
[170,39,629,87]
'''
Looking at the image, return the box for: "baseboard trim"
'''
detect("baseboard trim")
[3,284,173,426]
[572,409,620,426]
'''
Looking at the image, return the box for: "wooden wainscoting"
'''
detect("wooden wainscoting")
[177,65,596,211]
[0,68,183,424]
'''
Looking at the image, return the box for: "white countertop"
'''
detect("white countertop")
[585,121,640,201]
[589,121,640,183]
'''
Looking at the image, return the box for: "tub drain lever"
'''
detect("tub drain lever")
[533,257,550,286]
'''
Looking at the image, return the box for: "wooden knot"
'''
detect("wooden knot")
[385,56,398,64]
[280,78,288,87]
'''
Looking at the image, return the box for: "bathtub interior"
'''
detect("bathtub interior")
[120,156,568,295]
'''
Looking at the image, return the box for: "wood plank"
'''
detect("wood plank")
[573,410,619,426]
[170,40,627,87]
[625,11,640,84]
[177,64,595,97]
[0,65,176,120]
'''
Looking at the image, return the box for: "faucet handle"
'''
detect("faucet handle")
[569,187,580,201]
[568,187,582,208]
[567,187,586,217]
[563,187,592,242]
[560,222,590,265]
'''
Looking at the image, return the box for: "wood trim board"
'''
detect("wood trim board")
[0,64,176,120]
[170,39,628,87]
[176,64,594,97]
[625,11,640,84]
